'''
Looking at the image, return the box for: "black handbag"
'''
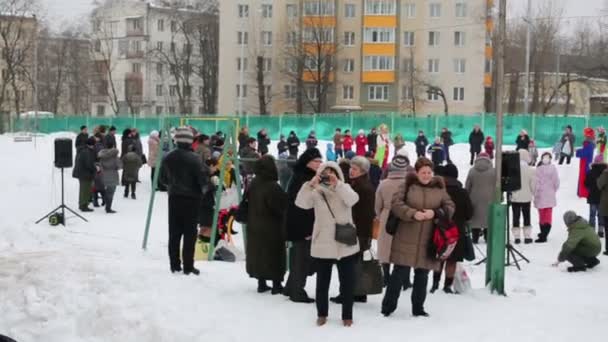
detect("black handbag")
[463,224,476,261]
[354,251,384,296]
[234,191,249,224]
[320,193,358,246]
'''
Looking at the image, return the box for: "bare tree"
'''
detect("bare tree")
[192,5,218,114]
[90,15,122,115]
[425,85,448,116]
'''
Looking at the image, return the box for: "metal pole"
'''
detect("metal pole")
[238,31,245,115]
[33,25,39,148]
[495,0,506,202]
[523,0,531,114]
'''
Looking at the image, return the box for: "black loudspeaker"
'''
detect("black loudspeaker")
[501,151,521,192]
[54,138,73,168]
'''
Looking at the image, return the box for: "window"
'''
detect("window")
[264,85,272,97]
[130,18,142,30]
[403,31,415,46]
[1,68,7,80]
[238,4,249,18]
[303,28,334,43]
[430,3,441,17]
[169,85,177,96]
[199,86,204,97]
[402,86,413,100]
[364,28,395,43]
[454,58,466,73]
[343,85,354,100]
[485,60,493,73]
[184,86,191,97]
[345,4,356,18]
[428,59,439,73]
[118,40,129,56]
[344,31,355,46]
[156,85,163,96]
[454,31,466,47]
[156,106,163,115]
[237,57,248,71]
[183,43,192,55]
[287,58,298,72]
[157,19,164,31]
[403,3,416,18]
[238,31,249,45]
[262,31,272,46]
[262,4,273,18]
[134,40,142,52]
[236,84,247,98]
[343,59,355,72]
[286,4,298,17]
[156,63,163,75]
[94,40,101,52]
[453,87,465,101]
[263,58,272,72]
[365,0,396,15]
[428,31,440,46]
[368,85,389,101]
[170,42,175,52]
[170,20,177,32]
[364,56,394,71]
[96,105,105,116]
[157,41,163,51]
[427,90,439,101]
[286,31,297,45]
[455,2,467,18]
[132,63,141,73]
[306,86,318,100]
[304,1,335,16]
[284,84,297,98]
[402,58,413,72]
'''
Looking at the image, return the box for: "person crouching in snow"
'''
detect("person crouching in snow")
[427,137,445,166]
[576,128,596,198]
[552,211,601,272]
[511,149,536,244]
[355,129,368,156]
[533,152,560,243]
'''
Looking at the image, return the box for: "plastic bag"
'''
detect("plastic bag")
[453,263,472,294]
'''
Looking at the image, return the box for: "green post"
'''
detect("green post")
[486,202,507,295]
[390,112,395,133]
[531,114,536,140]
[434,114,439,137]
[481,112,485,132]
[349,111,354,131]
[312,113,317,133]
[279,113,284,138]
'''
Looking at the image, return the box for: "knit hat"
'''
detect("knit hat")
[351,156,370,174]
[358,129,365,135]
[345,150,356,160]
[212,151,221,160]
[86,137,96,146]
[297,147,322,167]
[150,130,159,138]
[478,152,490,159]
[563,211,579,226]
[175,126,194,144]
[443,163,459,179]
[594,154,604,164]
[389,155,409,172]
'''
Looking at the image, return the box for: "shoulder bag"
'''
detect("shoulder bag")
[320,192,358,246]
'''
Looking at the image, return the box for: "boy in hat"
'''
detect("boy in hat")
[552,211,601,272]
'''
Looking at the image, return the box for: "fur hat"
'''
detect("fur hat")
[150,130,159,138]
[298,148,322,167]
[175,127,194,144]
[563,211,579,226]
[351,156,370,174]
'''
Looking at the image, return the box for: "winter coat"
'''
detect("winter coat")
[326,143,336,162]
[147,136,160,168]
[415,135,429,156]
[441,131,454,146]
[516,135,530,151]
[367,132,378,152]
[558,217,602,262]
[469,130,484,153]
[533,163,559,209]
[333,133,343,150]
[246,156,288,281]
[597,132,607,161]
[511,150,536,203]
[529,146,539,166]
[257,132,271,155]
[104,133,116,150]
[597,169,608,216]
[287,135,300,156]
[132,134,143,157]
[195,143,212,163]
[350,174,375,252]
[239,146,260,175]
[560,132,576,157]
[159,146,208,200]
[465,156,496,229]
[122,151,143,184]
[369,159,382,191]
[238,132,249,152]
[576,139,595,198]
[390,174,455,270]
[444,177,474,262]
[72,147,97,181]
[343,135,354,151]
[485,140,495,159]
[375,170,407,264]
[305,135,318,149]
[75,133,88,152]
[295,162,360,260]
[277,140,288,156]
[286,161,317,241]
[428,143,445,166]
[585,163,607,205]
[98,148,122,188]
[355,135,368,156]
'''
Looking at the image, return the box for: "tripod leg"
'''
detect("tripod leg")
[63,205,89,222]
[512,247,530,263]
[475,257,487,266]
[35,206,63,224]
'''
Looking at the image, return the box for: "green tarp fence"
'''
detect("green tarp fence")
[12,113,608,148]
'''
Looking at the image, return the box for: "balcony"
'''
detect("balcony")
[126,50,144,59]
[126,18,144,37]
[91,95,108,103]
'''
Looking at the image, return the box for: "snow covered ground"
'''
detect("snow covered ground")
[1,133,607,342]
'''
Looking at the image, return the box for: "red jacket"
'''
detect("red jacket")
[485,140,494,159]
[355,135,368,156]
[343,135,354,151]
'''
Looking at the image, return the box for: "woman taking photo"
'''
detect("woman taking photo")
[381,157,454,318]
[296,161,360,327]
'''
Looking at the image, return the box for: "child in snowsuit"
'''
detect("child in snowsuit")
[533,152,560,243]
[553,211,601,272]
[484,136,495,159]
[326,143,337,162]
[427,138,445,166]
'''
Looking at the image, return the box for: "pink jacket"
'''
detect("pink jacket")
[533,164,560,209]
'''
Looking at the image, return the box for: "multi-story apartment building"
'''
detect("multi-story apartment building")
[90,0,217,117]
[219,0,494,115]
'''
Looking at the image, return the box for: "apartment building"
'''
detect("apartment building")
[218,0,494,115]
[90,0,217,117]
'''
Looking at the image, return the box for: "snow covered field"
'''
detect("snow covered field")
[1,133,606,342]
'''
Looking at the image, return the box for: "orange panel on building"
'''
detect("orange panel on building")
[362,71,395,83]
[303,16,336,27]
[302,70,335,83]
[362,43,396,56]
[363,16,397,27]
[485,46,493,59]
[484,73,492,87]
[302,43,336,55]
[486,18,494,32]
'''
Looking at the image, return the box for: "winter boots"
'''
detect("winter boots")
[523,226,533,244]
[535,224,552,243]
[512,227,522,244]
[430,273,454,294]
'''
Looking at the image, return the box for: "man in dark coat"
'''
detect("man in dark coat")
[440,128,454,163]
[120,128,133,158]
[559,125,576,165]
[367,127,378,155]
[239,138,261,191]
[72,137,97,212]
[246,155,288,294]
[468,125,484,165]
[277,134,288,157]
[585,155,607,237]
[75,125,89,152]
[238,126,250,153]
[104,126,117,149]
[257,128,271,156]
[415,130,429,158]
[284,148,322,303]
[159,127,208,276]
[516,129,530,151]
[287,131,300,158]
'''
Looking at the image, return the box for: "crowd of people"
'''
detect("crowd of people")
[70,122,608,327]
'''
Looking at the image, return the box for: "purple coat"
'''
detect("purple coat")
[533,164,560,209]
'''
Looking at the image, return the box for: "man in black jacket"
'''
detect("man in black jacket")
[287,131,300,158]
[257,128,271,156]
[367,127,378,155]
[440,128,454,163]
[283,148,322,303]
[468,125,484,165]
[104,126,117,149]
[72,137,97,212]
[415,130,429,158]
[75,126,89,152]
[159,127,209,276]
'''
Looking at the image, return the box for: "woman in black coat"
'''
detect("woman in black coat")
[287,131,301,158]
[516,130,530,151]
[432,163,473,294]
[246,155,288,294]
[468,126,484,165]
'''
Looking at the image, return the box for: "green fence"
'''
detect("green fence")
[12,113,607,148]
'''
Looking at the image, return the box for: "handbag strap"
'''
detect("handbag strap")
[319,192,336,219]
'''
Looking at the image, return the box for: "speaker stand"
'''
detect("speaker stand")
[36,168,88,226]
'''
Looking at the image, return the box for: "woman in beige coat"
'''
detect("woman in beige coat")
[376,155,411,287]
[296,161,360,327]
[381,157,454,318]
